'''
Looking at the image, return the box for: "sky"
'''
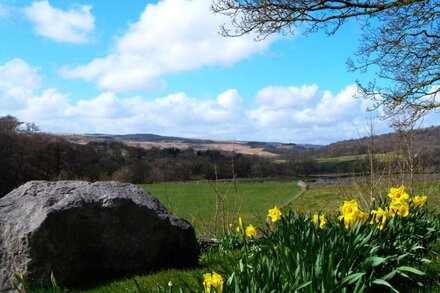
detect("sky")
[0,0,438,145]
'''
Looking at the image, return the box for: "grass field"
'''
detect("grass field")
[140,181,301,235]
[286,181,440,215]
[315,153,397,173]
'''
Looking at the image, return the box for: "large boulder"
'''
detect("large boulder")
[0,181,199,291]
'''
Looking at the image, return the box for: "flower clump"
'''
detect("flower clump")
[337,199,368,229]
[338,185,428,230]
[203,272,223,293]
[312,214,326,229]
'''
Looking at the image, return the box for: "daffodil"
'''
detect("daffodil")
[319,215,326,229]
[268,206,282,222]
[338,200,367,228]
[388,185,409,203]
[312,214,326,228]
[338,200,359,217]
[338,212,356,229]
[397,201,410,217]
[357,211,369,224]
[203,272,223,293]
[236,216,244,233]
[389,201,410,217]
[245,224,257,238]
[371,207,388,230]
[413,195,428,207]
[312,214,319,225]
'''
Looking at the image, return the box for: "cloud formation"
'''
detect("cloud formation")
[1,58,422,144]
[60,0,275,93]
[24,1,94,44]
[0,58,42,111]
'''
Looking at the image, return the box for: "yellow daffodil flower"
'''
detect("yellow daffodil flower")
[236,216,243,233]
[413,195,428,207]
[338,200,359,217]
[268,206,282,222]
[397,201,410,217]
[319,215,326,229]
[312,214,326,228]
[388,185,409,203]
[203,272,223,293]
[338,200,368,228]
[389,201,410,217]
[245,224,257,238]
[338,213,356,229]
[371,207,388,230]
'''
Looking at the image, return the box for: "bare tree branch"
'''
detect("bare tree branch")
[212,0,440,125]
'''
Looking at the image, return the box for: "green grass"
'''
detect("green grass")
[140,181,301,235]
[35,252,233,293]
[287,181,440,215]
[315,153,397,173]
[316,154,364,163]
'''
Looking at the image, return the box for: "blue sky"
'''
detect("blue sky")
[0,0,438,144]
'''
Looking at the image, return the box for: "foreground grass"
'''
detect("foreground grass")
[35,254,229,293]
[141,181,301,235]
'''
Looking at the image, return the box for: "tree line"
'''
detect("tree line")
[0,116,325,197]
[2,115,437,197]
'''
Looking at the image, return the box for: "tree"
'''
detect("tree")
[212,0,440,125]
[0,115,23,133]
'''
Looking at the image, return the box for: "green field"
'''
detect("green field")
[315,153,397,173]
[141,181,301,235]
[287,181,440,215]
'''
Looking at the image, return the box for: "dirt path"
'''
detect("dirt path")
[280,181,308,209]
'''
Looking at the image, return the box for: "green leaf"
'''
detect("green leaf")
[295,281,312,291]
[397,266,426,276]
[372,279,399,293]
[50,271,59,289]
[367,256,386,267]
[341,272,365,285]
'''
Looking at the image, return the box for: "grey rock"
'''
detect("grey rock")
[0,181,199,290]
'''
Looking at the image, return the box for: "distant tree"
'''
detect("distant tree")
[0,115,23,133]
[212,0,440,125]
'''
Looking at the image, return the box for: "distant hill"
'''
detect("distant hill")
[55,133,324,157]
[54,126,439,158]
[309,126,440,158]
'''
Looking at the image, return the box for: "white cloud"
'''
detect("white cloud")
[255,84,319,108]
[248,85,360,127]
[0,58,407,144]
[24,1,94,44]
[60,0,275,93]
[0,58,42,111]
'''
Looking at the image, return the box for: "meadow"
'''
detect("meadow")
[287,181,440,215]
[140,181,301,236]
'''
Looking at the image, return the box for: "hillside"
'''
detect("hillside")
[55,133,323,157]
[54,126,440,159]
[308,126,440,158]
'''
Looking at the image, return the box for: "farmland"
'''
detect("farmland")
[141,181,301,235]
[141,180,439,234]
